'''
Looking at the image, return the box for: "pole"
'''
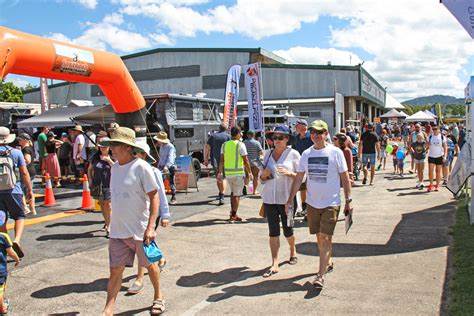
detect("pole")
[470,101,474,224]
[259,62,266,150]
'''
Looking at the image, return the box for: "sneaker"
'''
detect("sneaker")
[362,178,367,185]
[442,180,448,186]
[218,193,224,205]
[169,196,177,205]
[377,164,382,171]
[427,185,433,192]
[434,185,439,191]
[312,273,324,288]
[419,183,424,189]
[415,182,420,189]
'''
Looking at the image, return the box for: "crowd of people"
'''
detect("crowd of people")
[0,116,465,314]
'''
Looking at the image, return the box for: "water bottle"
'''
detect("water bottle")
[248,180,254,194]
[287,204,294,227]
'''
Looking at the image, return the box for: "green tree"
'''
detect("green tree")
[0,81,23,102]
[22,83,38,91]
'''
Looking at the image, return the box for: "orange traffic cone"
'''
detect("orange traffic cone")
[42,173,56,206]
[81,175,94,210]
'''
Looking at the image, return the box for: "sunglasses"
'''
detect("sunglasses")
[272,135,287,141]
[310,129,325,135]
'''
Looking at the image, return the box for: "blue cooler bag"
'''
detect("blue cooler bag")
[143,241,163,264]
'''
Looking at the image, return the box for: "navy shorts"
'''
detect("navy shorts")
[0,193,26,220]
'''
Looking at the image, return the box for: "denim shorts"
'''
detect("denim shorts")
[362,153,377,165]
[0,193,26,220]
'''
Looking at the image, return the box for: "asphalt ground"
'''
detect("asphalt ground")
[7,160,456,315]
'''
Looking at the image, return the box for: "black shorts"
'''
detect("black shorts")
[0,193,26,220]
[428,156,444,165]
[264,203,293,238]
[59,158,70,166]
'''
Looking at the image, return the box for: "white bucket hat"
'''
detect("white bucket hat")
[135,139,157,163]
[0,127,15,145]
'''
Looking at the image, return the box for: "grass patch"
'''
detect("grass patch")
[449,201,474,315]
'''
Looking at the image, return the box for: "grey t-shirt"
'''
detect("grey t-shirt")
[244,139,263,164]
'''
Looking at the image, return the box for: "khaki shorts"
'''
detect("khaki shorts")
[109,238,151,268]
[226,176,245,197]
[307,205,341,236]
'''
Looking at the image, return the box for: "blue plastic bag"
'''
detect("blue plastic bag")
[143,241,163,264]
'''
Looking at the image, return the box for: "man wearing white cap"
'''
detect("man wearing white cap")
[0,127,33,259]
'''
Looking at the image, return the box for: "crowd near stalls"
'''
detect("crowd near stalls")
[0,113,463,315]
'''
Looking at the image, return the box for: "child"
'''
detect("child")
[397,148,408,177]
[391,143,399,174]
[0,210,21,314]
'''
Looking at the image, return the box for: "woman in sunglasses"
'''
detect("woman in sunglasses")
[259,125,301,278]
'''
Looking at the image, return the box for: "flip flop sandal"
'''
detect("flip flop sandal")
[263,269,278,278]
[12,242,24,259]
[127,279,144,294]
[151,299,166,315]
[0,299,10,315]
[312,274,324,288]
[289,257,298,265]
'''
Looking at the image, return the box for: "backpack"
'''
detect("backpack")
[0,149,17,190]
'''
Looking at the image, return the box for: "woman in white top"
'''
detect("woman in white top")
[260,125,301,278]
[427,125,447,192]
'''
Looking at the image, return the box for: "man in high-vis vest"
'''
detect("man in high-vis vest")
[217,126,252,222]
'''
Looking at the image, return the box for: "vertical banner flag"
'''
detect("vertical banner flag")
[442,0,474,39]
[40,78,49,113]
[244,63,263,132]
[223,65,242,128]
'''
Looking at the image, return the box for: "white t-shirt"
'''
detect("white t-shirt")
[261,147,300,205]
[109,158,158,240]
[85,131,96,149]
[73,134,87,161]
[297,144,348,208]
[428,134,446,158]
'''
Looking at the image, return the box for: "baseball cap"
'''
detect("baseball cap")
[367,122,374,129]
[271,125,291,135]
[308,120,328,132]
[61,132,68,137]
[17,133,31,141]
[296,119,308,126]
[246,130,255,135]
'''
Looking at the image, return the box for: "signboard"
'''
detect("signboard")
[40,78,49,113]
[52,43,94,77]
[244,63,263,132]
[223,65,242,128]
[360,69,385,106]
[174,155,198,192]
[442,0,474,39]
[447,135,471,196]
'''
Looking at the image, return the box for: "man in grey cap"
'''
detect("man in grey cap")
[292,119,313,216]
[359,122,380,185]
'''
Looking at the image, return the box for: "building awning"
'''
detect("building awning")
[16,105,116,128]
[237,97,334,106]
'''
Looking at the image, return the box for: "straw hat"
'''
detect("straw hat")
[99,127,142,150]
[70,125,84,133]
[135,140,157,163]
[153,131,170,144]
[0,127,15,145]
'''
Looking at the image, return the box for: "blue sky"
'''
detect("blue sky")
[1,0,473,101]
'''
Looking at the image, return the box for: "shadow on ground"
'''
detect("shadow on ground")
[36,230,102,241]
[31,275,136,299]
[45,220,104,228]
[296,201,455,257]
[173,217,265,228]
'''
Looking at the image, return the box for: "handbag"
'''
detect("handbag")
[143,240,163,264]
[259,149,274,218]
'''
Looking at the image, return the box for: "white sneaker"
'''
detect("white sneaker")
[415,182,420,188]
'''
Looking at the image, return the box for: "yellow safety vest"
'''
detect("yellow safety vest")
[223,140,244,176]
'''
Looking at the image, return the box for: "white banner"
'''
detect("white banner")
[223,65,241,128]
[244,63,263,132]
[442,0,474,39]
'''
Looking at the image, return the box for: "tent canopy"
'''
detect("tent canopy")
[385,94,405,109]
[405,111,437,123]
[423,110,437,118]
[380,109,405,118]
[16,105,116,128]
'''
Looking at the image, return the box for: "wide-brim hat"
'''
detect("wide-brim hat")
[70,125,84,133]
[0,127,15,145]
[99,127,142,150]
[153,131,170,144]
[268,125,291,136]
[97,137,111,147]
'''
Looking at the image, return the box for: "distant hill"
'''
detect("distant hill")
[402,95,464,106]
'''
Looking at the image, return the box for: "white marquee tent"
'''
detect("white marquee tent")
[405,110,437,123]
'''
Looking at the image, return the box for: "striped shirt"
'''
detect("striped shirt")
[244,139,263,163]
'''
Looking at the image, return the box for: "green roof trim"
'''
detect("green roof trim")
[262,63,360,71]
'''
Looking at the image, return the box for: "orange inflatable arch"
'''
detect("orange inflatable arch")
[0,26,144,114]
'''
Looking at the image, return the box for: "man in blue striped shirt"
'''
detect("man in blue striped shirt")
[243,130,263,195]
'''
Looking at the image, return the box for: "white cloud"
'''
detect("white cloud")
[274,47,362,66]
[75,0,98,9]
[5,76,31,89]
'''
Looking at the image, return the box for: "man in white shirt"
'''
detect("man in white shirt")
[70,125,87,179]
[427,125,447,192]
[286,120,352,289]
[100,127,166,316]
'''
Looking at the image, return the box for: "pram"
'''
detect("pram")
[351,145,360,181]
